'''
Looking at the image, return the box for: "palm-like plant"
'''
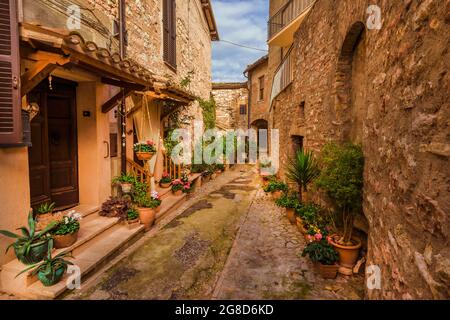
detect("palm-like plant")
[285,149,320,203]
[0,212,57,264]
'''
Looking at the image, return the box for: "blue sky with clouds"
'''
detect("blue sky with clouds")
[211,0,269,82]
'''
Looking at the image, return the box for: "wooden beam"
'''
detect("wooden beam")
[101,77,145,91]
[102,88,133,113]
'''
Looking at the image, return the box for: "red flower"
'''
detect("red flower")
[147,140,154,145]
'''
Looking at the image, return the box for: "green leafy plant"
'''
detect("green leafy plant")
[135,194,160,209]
[0,212,56,264]
[285,149,320,203]
[36,202,56,215]
[198,96,217,130]
[275,193,301,209]
[51,210,81,236]
[112,173,136,185]
[316,142,364,245]
[17,240,73,286]
[301,240,339,265]
[134,140,156,153]
[127,207,139,221]
[160,172,172,184]
[180,69,195,88]
[263,180,288,193]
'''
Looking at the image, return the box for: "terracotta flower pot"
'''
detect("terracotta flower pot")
[329,235,362,268]
[53,231,79,249]
[286,208,296,224]
[138,207,156,230]
[316,263,339,279]
[272,190,283,201]
[121,183,132,193]
[160,181,172,189]
[172,189,183,196]
[136,151,155,161]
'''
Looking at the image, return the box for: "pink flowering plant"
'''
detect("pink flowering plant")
[151,191,162,207]
[182,181,192,194]
[171,179,184,192]
[133,140,156,153]
[160,172,172,184]
[301,240,339,266]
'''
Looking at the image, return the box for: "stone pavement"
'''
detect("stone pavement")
[213,187,365,300]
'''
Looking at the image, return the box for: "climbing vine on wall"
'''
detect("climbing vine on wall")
[198,95,217,130]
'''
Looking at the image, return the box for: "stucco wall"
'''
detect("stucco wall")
[269,0,450,299]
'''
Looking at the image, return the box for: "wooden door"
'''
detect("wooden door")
[28,79,79,209]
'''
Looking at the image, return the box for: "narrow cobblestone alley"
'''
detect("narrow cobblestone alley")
[67,167,364,300]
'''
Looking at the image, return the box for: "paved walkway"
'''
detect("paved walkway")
[66,166,364,300]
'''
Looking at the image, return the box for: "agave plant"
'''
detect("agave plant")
[36,202,56,215]
[17,240,73,286]
[285,149,320,203]
[0,212,57,265]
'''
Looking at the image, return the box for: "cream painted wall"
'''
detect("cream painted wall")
[0,148,30,266]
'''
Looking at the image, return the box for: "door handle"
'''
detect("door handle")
[103,141,110,158]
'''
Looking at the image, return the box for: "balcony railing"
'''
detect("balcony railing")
[268,0,315,41]
[270,46,293,107]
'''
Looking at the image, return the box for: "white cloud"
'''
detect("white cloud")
[211,0,269,82]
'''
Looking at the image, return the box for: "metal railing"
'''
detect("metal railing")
[270,46,294,106]
[268,0,315,41]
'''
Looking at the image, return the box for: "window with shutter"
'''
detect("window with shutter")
[163,0,176,70]
[0,0,21,145]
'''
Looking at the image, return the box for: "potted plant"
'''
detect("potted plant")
[263,179,288,201]
[0,212,56,265]
[159,172,172,188]
[135,195,159,230]
[35,202,59,231]
[171,179,184,196]
[285,149,320,203]
[275,193,300,224]
[151,191,162,213]
[316,142,364,269]
[51,210,82,249]
[301,240,340,279]
[112,173,136,193]
[182,181,192,194]
[17,241,73,286]
[134,140,156,161]
[126,207,140,229]
[99,196,132,221]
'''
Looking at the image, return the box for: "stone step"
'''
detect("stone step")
[0,214,120,293]
[25,223,145,299]
[155,193,187,224]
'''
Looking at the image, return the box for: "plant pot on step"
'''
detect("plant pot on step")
[14,239,50,265]
[173,189,183,196]
[136,151,155,161]
[38,266,66,287]
[272,191,283,201]
[316,263,339,279]
[138,207,156,230]
[53,231,79,249]
[286,208,296,224]
[160,182,171,189]
[329,235,362,268]
[120,183,132,193]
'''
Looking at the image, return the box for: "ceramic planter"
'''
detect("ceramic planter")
[160,181,172,189]
[120,183,132,193]
[172,189,183,196]
[53,231,79,249]
[136,151,155,161]
[329,235,362,268]
[286,208,296,224]
[127,218,140,230]
[316,263,339,279]
[138,207,156,230]
[14,239,49,265]
[38,266,66,286]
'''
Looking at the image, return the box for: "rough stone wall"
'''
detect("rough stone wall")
[212,85,249,130]
[248,60,270,125]
[269,0,450,299]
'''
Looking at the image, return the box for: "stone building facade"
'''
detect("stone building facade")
[212,83,249,130]
[268,0,449,299]
[244,55,269,130]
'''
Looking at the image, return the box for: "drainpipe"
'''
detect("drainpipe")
[119,0,127,173]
